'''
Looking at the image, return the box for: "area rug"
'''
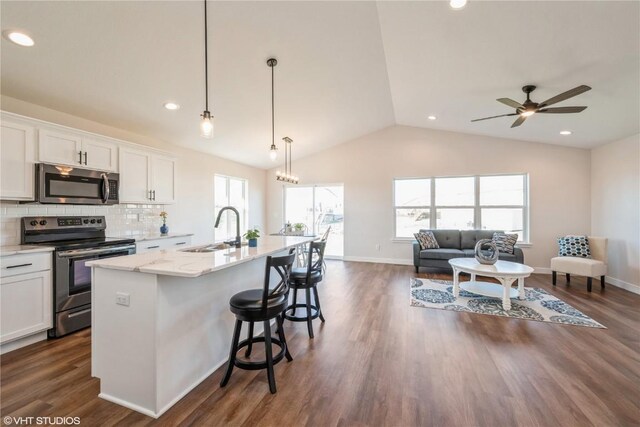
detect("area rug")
[410,278,605,328]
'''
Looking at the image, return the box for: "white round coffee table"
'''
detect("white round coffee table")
[448,258,534,311]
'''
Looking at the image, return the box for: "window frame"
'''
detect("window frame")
[214,174,249,242]
[393,173,529,243]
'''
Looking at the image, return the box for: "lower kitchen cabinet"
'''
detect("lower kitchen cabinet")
[0,252,53,352]
[135,235,193,254]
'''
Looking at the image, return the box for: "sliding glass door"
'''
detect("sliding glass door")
[284,185,344,257]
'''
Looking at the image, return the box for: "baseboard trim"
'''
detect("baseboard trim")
[342,256,413,266]
[604,276,640,295]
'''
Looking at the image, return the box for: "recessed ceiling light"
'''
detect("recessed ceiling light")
[3,30,34,47]
[163,102,180,110]
[428,115,437,120]
[560,130,572,135]
[450,0,468,10]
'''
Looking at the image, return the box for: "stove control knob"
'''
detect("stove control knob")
[83,219,89,224]
[30,220,38,226]
[39,220,47,226]
[97,219,103,224]
[90,219,96,224]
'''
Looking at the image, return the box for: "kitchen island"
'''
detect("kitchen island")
[88,235,314,418]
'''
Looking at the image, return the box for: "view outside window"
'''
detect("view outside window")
[394,174,528,241]
[214,175,248,241]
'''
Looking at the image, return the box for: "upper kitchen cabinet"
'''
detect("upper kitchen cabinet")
[120,148,175,204]
[0,119,36,200]
[38,129,118,172]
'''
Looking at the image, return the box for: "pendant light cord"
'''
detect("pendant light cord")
[271,62,275,147]
[204,0,209,111]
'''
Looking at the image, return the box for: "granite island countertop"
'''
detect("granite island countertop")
[86,235,314,278]
[110,233,194,242]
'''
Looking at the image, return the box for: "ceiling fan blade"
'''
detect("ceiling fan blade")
[539,85,591,108]
[538,106,587,114]
[496,98,523,109]
[511,115,527,128]
[471,113,518,122]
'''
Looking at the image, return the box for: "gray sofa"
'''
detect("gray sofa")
[413,229,524,272]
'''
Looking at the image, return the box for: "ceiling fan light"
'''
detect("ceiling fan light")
[521,110,535,117]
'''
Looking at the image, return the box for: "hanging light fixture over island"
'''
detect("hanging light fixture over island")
[276,137,298,184]
[200,0,214,139]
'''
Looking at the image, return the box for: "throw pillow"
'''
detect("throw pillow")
[558,235,591,258]
[414,231,439,250]
[492,232,518,254]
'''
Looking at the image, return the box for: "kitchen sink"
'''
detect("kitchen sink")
[179,242,246,253]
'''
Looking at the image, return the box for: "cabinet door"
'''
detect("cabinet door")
[0,270,52,344]
[119,148,151,203]
[82,138,118,172]
[150,155,176,204]
[0,121,35,200]
[38,129,83,167]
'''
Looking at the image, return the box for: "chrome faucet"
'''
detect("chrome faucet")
[214,206,242,248]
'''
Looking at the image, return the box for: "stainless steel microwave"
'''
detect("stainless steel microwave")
[35,163,119,205]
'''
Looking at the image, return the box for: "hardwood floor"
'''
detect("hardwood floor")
[2,261,640,426]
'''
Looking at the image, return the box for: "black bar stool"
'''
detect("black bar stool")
[220,252,295,394]
[284,240,327,338]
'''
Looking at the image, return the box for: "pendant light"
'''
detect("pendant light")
[200,0,214,139]
[267,58,278,161]
[276,137,299,184]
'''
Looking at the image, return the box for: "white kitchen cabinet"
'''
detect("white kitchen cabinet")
[120,148,176,204]
[0,253,52,346]
[151,155,176,204]
[0,120,36,200]
[39,129,118,172]
[135,235,192,254]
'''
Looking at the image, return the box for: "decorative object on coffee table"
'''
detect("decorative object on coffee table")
[160,211,169,235]
[474,238,498,265]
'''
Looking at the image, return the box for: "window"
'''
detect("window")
[214,175,248,241]
[393,174,528,242]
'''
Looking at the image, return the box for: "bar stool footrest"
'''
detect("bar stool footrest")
[284,303,320,321]
[234,336,286,370]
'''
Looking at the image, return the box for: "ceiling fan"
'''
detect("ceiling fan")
[471,84,591,128]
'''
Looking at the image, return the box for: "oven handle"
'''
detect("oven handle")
[101,173,110,204]
[58,244,136,258]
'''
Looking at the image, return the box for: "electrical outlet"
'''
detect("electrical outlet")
[116,292,130,307]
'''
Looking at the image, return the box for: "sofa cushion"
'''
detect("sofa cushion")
[420,248,465,260]
[493,232,518,254]
[461,230,501,249]
[414,231,439,249]
[421,229,461,249]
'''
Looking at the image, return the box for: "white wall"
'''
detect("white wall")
[267,125,592,271]
[0,96,267,245]
[591,133,640,291]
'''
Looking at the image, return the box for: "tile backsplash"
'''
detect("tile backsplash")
[0,201,165,246]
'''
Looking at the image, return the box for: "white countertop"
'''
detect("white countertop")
[86,235,314,278]
[112,233,194,242]
[0,245,55,256]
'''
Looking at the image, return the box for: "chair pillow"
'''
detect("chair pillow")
[414,231,439,250]
[558,235,591,258]
[492,232,518,254]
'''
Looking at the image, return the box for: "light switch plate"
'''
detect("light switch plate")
[116,292,130,306]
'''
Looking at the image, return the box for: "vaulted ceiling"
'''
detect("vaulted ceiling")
[1,1,638,169]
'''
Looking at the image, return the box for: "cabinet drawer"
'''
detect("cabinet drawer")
[1,253,52,278]
[136,236,192,253]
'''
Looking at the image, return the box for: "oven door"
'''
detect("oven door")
[54,244,135,312]
[36,163,119,205]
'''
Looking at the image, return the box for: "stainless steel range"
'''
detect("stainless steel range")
[21,216,135,337]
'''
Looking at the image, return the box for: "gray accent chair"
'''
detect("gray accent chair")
[413,229,524,273]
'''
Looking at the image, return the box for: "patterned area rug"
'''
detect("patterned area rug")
[410,278,605,328]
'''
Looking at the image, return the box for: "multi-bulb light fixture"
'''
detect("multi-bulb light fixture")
[276,137,299,184]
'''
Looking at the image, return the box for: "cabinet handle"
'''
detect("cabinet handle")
[146,245,160,249]
[78,151,83,164]
[175,242,187,245]
[152,190,156,201]
[6,263,33,269]
[148,190,153,201]
[84,152,88,165]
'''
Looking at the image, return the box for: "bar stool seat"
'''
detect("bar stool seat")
[220,252,296,394]
[289,267,322,283]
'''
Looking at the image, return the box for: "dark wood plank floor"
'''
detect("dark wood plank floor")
[2,261,640,426]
